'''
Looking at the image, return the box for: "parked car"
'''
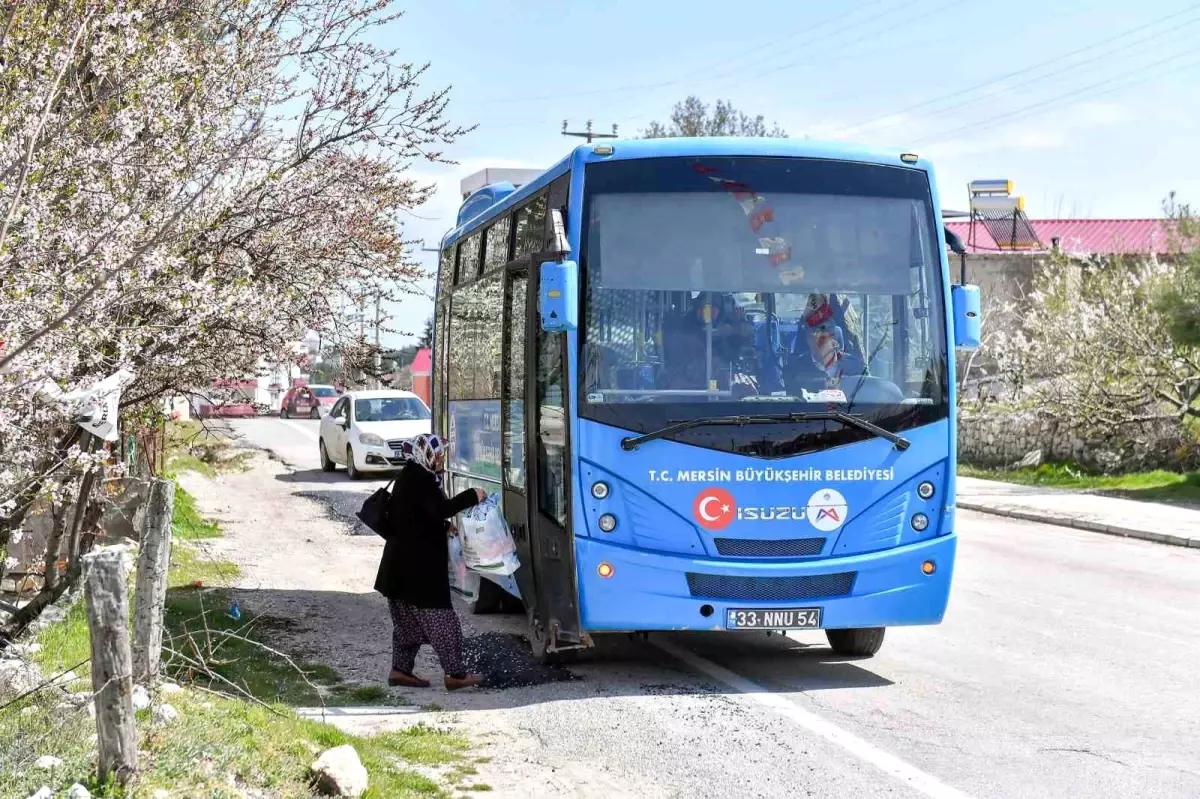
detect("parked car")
[279,384,339,419]
[195,401,256,418]
[318,389,432,479]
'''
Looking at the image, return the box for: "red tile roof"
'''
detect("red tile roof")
[410,347,432,374]
[945,219,1187,256]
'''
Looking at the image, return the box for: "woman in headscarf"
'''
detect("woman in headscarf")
[374,433,487,690]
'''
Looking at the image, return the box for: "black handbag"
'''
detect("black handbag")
[357,477,396,536]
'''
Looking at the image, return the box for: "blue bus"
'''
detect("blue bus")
[432,138,980,661]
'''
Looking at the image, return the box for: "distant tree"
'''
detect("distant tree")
[417,313,434,349]
[310,346,343,386]
[1154,193,1200,347]
[389,344,419,368]
[642,96,787,139]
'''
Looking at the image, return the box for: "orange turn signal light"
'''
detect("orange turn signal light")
[921,560,936,575]
[597,562,614,578]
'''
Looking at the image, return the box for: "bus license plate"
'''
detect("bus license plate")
[725,607,822,630]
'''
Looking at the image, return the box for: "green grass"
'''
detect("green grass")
[5,484,481,797]
[1,689,470,798]
[960,461,1200,504]
[27,597,91,689]
[165,419,252,478]
[172,486,222,540]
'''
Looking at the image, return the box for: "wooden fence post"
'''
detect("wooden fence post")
[83,548,138,785]
[132,478,174,683]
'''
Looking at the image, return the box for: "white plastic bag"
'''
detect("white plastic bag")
[458,493,520,576]
[447,534,480,601]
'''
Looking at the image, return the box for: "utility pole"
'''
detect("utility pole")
[562,120,618,144]
[373,291,382,389]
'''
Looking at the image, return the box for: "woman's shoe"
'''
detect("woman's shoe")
[388,671,430,688]
[444,673,484,691]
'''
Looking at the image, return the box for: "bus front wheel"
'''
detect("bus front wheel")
[527,616,576,665]
[825,627,886,657]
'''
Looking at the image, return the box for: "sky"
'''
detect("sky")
[370,0,1200,347]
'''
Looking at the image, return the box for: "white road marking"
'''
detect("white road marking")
[280,419,319,441]
[652,639,974,799]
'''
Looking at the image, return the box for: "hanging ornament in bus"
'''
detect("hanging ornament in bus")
[695,164,796,273]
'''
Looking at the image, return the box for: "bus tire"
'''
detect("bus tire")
[527,617,576,665]
[825,627,886,657]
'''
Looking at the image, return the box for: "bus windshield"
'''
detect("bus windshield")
[580,156,947,449]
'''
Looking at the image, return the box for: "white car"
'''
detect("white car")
[318,389,432,479]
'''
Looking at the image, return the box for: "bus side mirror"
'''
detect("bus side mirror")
[951,284,981,351]
[539,259,577,332]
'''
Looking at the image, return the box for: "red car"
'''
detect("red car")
[280,384,339,419]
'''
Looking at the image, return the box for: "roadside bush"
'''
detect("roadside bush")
[973,251,1200,473]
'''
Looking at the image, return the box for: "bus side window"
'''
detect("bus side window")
[503,275,527,490]
[535,329,568,527]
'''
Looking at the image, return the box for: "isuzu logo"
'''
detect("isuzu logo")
[692,487,850,531]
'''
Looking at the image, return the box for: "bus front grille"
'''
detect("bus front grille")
[685,572,856,602]
[713,537,825,557]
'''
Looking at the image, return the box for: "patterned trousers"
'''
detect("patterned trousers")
[388,599,466,678]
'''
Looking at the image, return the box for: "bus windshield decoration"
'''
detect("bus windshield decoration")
[434,144,978,662]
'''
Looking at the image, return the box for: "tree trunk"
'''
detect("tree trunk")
[65,432,99,583]
[41,500,70,591]
[83,548,138,785]
[132,478,174,683]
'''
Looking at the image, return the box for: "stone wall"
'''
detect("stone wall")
[959,410,1198,473]
[958,411,1086,469]
[3,479,149,588]
[948,250,1042,306]
[948,251,1044,379]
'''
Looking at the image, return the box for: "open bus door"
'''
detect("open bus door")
[500,262,584,661]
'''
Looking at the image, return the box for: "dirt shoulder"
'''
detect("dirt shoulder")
[176,445,664,798]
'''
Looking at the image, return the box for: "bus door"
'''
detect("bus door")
[501,267,535,613]
[501,264,583,658]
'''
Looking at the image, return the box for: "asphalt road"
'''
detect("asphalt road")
[227,416,1200,799]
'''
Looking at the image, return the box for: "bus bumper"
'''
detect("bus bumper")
[575,532,956,632]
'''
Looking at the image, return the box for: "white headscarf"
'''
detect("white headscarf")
[403,433,447,486]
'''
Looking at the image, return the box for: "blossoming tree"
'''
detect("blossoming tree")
[0,0,469,630]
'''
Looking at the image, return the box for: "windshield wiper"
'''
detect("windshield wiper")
[619,411,911,451]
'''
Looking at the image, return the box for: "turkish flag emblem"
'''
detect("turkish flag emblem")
[693,487,736,531]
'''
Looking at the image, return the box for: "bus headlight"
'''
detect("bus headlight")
[598,514,617,533]
[911,513,929,532]
[917,481,935,500]
[591,481,610,500]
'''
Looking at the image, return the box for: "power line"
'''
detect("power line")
[913,48,1200,147]
[575,0,966,137]
[474,3,1097,137]
[475,0,897,105]
[836,1,1200,139]
[705,0,968,89]
[669,0,920,89]
[841,14,1200,138]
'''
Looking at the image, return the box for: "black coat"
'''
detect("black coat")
[373,462,481,609]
